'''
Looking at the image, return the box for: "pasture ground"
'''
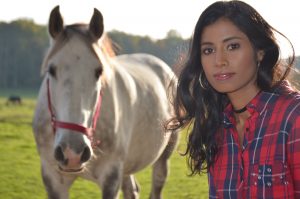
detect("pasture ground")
[0,96,208,199]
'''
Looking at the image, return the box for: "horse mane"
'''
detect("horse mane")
[41,24,116,75]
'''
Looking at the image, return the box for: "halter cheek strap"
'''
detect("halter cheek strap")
[47,78,102,145]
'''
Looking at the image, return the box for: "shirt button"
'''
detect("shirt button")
[258,176,261,180]
[254,182,257,186]
[267,168,272,173]
[267,182,272,187]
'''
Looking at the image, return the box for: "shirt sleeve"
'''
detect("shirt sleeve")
[208,172,218,198]
[287,111,300,198]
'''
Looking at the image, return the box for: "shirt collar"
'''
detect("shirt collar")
[222,81,293,128]
[223,91,261,118]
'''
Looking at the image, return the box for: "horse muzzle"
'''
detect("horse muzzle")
[54,143,91,174]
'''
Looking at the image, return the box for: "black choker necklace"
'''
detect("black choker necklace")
[233,106,247,113]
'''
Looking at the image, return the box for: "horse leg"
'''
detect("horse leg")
[41,164,75,199]
[150,131,179,199]
[101,165,123,199]
[122,175,140,199]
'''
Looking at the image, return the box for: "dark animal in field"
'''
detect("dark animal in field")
[6,95,22,105]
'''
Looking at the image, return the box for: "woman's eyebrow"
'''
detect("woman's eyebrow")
[223,36,243,43]
[201,36,243,46]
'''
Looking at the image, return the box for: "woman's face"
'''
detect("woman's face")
[200,18,264,96]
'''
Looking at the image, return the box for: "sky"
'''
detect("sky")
[0,0,299,56]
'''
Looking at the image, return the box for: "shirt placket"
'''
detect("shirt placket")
[242,117,251,198]
[229,117,247,198]
[230,113,253,197]
[243,111,258,198]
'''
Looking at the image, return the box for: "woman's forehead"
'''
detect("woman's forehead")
[200,18,248,44]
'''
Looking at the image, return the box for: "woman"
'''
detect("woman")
[166,1,300,198]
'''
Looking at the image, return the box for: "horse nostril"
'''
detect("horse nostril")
[54,146,65,163]
[81,146,91,163]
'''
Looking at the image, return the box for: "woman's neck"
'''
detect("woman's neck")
[227,86,260,112]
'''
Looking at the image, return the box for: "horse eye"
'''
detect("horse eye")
[48,64,57,78]
[95,67,103,79]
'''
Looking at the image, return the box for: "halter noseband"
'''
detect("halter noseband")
[46,78,102,145]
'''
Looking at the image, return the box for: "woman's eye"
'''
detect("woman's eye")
[48,64,57,78]
[228,43,240,50]
[202,48,214,55]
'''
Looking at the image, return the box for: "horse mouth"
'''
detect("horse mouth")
[58,165,84,174]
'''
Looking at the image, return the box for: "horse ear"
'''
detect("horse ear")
[49,5,64,39]
[89,8,104,41]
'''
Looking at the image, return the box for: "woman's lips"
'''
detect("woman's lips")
[213,72,235,80]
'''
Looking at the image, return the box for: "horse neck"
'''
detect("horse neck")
[97,63,134,135]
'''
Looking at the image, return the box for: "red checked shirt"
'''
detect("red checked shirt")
[208,82,300,199]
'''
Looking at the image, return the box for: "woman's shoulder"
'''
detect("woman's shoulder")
[272,81,300,114]
[274,81,300,101]
[259,81,300,114]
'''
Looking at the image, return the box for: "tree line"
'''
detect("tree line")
[0,19,189,90]
[0,19,299,90]
[0,20,48,89]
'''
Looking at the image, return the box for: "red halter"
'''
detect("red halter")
[46,78,102,145]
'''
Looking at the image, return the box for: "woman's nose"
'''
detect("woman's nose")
[215,51,228,67]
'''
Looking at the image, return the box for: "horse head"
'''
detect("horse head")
[43,6,107,173]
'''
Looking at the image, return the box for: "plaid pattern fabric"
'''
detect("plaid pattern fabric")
[208,83,300,199]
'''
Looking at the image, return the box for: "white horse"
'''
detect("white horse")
[33,6,178,199]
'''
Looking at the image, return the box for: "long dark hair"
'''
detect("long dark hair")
[166,0,295,175]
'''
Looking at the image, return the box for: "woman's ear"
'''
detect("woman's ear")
[257,50,265,62]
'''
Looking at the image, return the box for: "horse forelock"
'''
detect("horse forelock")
[41,24,116,76]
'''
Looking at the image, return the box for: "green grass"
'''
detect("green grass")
[0,97,208,199]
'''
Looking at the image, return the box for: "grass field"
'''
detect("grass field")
[0,97,208,199]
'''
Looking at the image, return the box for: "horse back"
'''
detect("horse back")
[108,53,176,173]
[113,53,175,89]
